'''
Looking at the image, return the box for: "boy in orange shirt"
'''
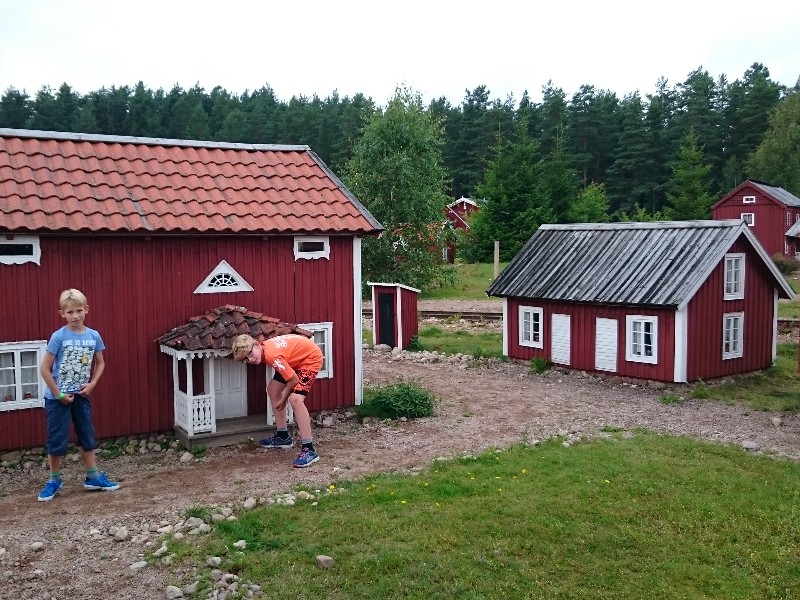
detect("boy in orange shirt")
[232,334,323,468]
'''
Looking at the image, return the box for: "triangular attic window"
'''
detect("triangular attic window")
[194,260,254,294]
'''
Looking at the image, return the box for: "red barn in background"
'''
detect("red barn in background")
[712,179,800,259]
[0,128,382,451]
[444,197,480,262]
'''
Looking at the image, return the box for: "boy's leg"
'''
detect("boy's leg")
[289,369,319,468]
[39,399,69,501]
[260,379,293,448]
[72,395,119,491]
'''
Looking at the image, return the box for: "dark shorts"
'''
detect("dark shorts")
[272,369,318,396]
[45,394,97,456]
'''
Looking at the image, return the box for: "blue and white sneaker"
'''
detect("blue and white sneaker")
[38,479,63,502]
[259,434,294,449]
[84,472,120,491]
[293,448,319,468]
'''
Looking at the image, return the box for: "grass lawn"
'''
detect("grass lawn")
[164,434,800,599]
[421,262,507,299]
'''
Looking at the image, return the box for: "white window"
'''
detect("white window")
[518,306,543,348]
[742,195,756,204]
[625,316,658,364]
[294,236,330,260]
[0,235,41,265]
[0,341,46,411]
[194,260,254,294]
[723,253,745,300]
[722,312,744,359]
[788,212,793,226]
[740,213,755,226]
[299,322,333,378]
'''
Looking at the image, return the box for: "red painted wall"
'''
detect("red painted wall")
[0,234,357,450]
[713,184,800,258]
[686,239,778,380]
[371,284,419,350]
[505,299,676,381]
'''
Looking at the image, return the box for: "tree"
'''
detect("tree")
[464,119,545,262]
[664,129,715,220]
[606,92,653,213]
[0,87,33,128]
[568,182,610,223]
[342,87,453,290]
[747,91,800,195]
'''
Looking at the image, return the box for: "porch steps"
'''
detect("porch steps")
[176,415,291,451]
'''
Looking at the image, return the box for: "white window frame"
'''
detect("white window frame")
[294,236,330,260]
[722,312,744,359]
[625,315,658,364]
[194,260,254,294]
[741,213,755,226]
[742,195,756,204]
[299,322,333,378]
[788,212,793,226]
[723,253,745,300]
[0,235,41,265]
[0,341,46,411]
[518,306,543,348]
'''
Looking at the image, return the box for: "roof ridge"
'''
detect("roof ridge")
[0,127,310,152]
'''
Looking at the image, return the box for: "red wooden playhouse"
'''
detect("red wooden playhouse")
[712,179,800,259]
[0,128,382,451]
[487,220,794,383]
[368,282,420,351]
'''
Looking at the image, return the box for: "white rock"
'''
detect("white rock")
[316,554,336,569]
[232,540,246,550]
[207,556,222,567]
[179,452,193,463]
[114,527,130,542]
[30,542,44,552]
[165,585,184,599]
[242,497,257,510]
[129,561,147,571]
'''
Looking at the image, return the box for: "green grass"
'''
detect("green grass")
[421,262,507,299]
[414,325,503,358]
[161,435,800,599]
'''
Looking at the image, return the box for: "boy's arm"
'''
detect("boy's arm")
[80,350,105,395]
[39,352,62,398]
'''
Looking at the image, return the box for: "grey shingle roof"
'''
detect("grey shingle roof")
[749,180,800,207]
[487,220,794,308]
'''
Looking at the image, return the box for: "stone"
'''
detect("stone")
[316,555,335,569]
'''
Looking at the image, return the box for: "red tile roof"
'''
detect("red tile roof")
[155,305,311,352]
[0,129,382,235]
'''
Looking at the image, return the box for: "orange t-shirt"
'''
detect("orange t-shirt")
[259,335,323,381]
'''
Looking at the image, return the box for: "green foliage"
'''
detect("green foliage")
[415,325,502,358]
[191,445,208,459]
[343,86,454,291]
[660,394,686,405]
[568,181,611,223]
[529,356,551,374]
[406,335,422,351]
[168,436,800,599]
[664,129,716,220]
[747,90,800,196]
[615,202,670,222]
[771,252,797,275]
[183,503,213,521]
[420,262,506,299]
[691,379,711,399]
[358,383,435,420]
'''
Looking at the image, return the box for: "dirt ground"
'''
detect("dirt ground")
[1,303,799,599]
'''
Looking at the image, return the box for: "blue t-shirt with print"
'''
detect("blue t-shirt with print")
[44,326,105,399]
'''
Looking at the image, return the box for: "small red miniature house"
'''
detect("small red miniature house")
[368,282,420,350]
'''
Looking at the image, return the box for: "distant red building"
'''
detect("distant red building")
[443,197,480,262]
[712,179,800,259]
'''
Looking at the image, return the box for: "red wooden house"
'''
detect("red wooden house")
[0,128,382,451]
[443,197,479,262]
[368,282,420,350]
[712,179,800,259]
[487,221,794,383]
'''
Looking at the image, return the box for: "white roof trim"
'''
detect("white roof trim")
[367,281,421,293]
[158,345,232,360]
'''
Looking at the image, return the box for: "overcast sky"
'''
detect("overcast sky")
[2,0,799,107]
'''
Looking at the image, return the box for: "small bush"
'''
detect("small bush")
[358,383,435,420]
[691,379,710,399]
[407,335,423,351]
[529,357,551,374]
[771,253,797,276]
[660,394,685,405]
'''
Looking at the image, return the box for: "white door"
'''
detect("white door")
[551,314,571,365]
[595,317,618,372]
[214,359,247,419]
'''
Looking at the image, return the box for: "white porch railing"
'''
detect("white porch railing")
[174,389,215,435]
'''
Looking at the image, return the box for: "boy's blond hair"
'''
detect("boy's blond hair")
[231,334,256,361]
[59,288,88,309]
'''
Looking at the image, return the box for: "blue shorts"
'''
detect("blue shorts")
[45,394,97,456]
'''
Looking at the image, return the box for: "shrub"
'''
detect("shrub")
[357,383,435,420]
[529,357,551,374]
[407,335,423,351]
[771,253,797,276]
[660,394,685,405]
[691,379,710,399]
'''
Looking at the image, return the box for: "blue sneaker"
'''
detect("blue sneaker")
[84,472,120,491]
[259,434,293,449]
[293,447,319,468]
[38,479,63,502]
